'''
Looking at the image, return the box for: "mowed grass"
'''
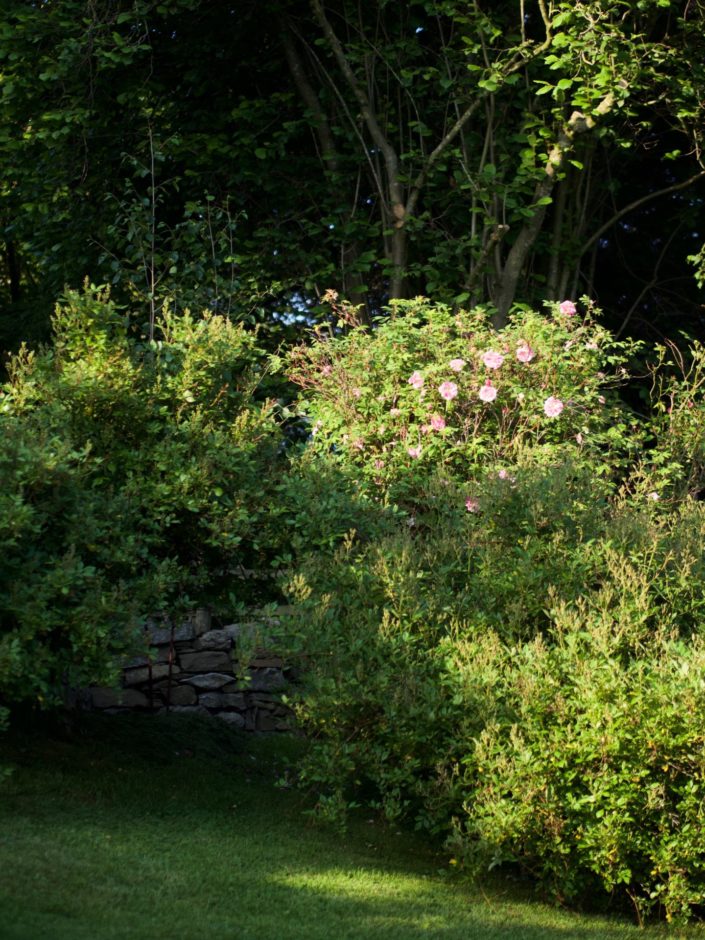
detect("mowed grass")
[0,714,696,940]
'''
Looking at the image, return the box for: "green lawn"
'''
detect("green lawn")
[0,714,695,940]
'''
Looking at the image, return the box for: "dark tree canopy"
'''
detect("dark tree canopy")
[1,0,704,350]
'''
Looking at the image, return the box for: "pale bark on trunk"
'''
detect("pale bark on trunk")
[493,94,616,327]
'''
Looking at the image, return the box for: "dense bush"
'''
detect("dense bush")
[288,296,643,514]
[0,285,282,711]
[283,298,705,923]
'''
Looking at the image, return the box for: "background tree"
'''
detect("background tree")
[1,0,704,351]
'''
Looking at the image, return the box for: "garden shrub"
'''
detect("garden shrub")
[288,296,643,515]
[449,548,705,924]
[0,285,282,712]
[283,298,705,923]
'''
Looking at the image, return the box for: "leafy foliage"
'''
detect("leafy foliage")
[0,284,282,711]
[1,1,705,347]
[281,299,705,924]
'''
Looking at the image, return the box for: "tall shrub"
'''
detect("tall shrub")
[0,285,282,711]
[282,298,705,922]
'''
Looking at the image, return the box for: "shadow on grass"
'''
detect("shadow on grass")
[0,714,682,940]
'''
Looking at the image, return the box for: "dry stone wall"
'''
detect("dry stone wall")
[88,607,294,732]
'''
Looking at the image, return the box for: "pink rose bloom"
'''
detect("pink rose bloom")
[482,350,504,369]
[321,364,332,376]
[516,343,535,363]
[465,497,479,513]
[498,469,509,480]
[543,396,564,417]
[559,300,577,317]
[449,358,466,372]
[438,381,458,401]
[408,371,424,389]
[374,458,385,469]
[479,380,497,403]
[407,445,422,458]
[430,414,446,431]
[420,424,432,435]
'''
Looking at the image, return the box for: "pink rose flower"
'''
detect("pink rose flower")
[420,424,432,435]
[438,381,458,401]
[374,458,385,469]
[430,414,446,431]
[516,343,535,363]
[321,364,332,376]
[498,469,509,480]
[407,445,422,458]
[543,396,564,417]
[479,380,497,403]
[559,300,577,317]
[408,371,424,389]
[465,497,479,513]
[482,350,504,369]
[449,358,465,372]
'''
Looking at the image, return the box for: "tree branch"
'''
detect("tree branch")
[494,92,619,323]
[311,0,404,213]
[578,169,705,260]
[280,20,339,174]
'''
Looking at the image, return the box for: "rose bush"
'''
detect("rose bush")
[282,297,705,923]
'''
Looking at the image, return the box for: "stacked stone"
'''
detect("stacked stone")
[88,607,293,732]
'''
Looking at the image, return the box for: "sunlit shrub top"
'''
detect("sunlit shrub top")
[289,297,642,513]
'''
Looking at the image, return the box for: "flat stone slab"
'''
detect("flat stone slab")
[246,668,287,692]
[146,621,196,645]
[193,608,211,636]
[198,691,225,709]
[216,712,246,728]
[179,650,232,673]
[180,672,234,690]
[124,646,171,668]
[124,663,171,686]
[250,655,283,668]
[90,687,150,708]
[164,685,197,706]
[160,705,208,715]
[193,629,231,651]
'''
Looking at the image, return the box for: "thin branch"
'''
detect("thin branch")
[280,21,339,173]
[464,223,509,294]
[615,224,685,338]
[297,26,387,206]
[578,170,705,259]
[311,0,403,212]
[405,28,554,219]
